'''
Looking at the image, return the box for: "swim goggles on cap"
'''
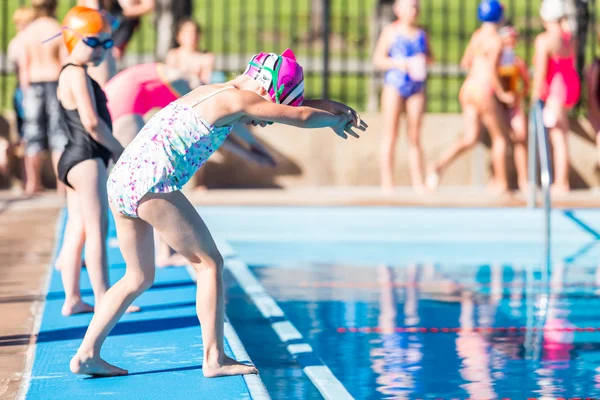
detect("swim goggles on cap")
[248,56,285,104]
[42,27,114,49]
[41,10,118,47]
[248,55,284,125]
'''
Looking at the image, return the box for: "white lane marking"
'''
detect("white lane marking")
[223,245,354,400]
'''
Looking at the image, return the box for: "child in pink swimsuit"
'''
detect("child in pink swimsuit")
[532,0,580,193]
[70,48,366,378]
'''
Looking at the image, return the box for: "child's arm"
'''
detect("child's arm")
[531,35,548,101]
[490,36,515,105]
[424,31,434,64]
[68,68,124,159]
[372,25,406,72]
[165,49,177,68]
[16,44,29,90]
[238,92,366,139]
[302,99,361,124]
[516,56,530,98]
[460,32,478,70]
[587,61,600,115]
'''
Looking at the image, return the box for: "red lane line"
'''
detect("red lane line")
[336,326,600,334]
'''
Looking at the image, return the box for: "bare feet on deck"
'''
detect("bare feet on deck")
[70,353,128,376]
[203,355,258,378]
[61,300,94,316]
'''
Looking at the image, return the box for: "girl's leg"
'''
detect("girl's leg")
[479,99,509,194]
[549,110,571,193]
[67,159,110,305]
[427,103,480,190]
[379,85,404,193]
[405,91,427,193]
[113,114,145,147]
[71,190,257,377]
[155,230,189,268]
[138,191,257,377]
[59,187,92,316]
[71,208,155,376]
[51,151,66,196]
[509,107,529,191]
[596,132,600,170]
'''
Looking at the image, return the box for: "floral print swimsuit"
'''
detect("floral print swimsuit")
[107,86,234,218]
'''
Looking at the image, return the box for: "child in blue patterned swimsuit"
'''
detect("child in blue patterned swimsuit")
[70,48,367,378]
[373,0,432,194]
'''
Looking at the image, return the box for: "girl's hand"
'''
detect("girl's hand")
[331,110,368,140]
[395,59,408,71]
[497,91,516,107]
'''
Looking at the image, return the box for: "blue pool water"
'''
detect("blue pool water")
[228,258,600,399]
[213,207,600,399]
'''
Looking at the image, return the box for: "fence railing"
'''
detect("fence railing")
[0,0,597,112]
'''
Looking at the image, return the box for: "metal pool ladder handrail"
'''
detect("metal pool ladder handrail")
[527,100,552,274]
[526,101,552,361]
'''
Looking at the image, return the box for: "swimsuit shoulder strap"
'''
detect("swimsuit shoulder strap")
[60,63,85,73]
[189,86,235,107]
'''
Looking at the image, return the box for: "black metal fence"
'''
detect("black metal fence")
[1,0,598,112]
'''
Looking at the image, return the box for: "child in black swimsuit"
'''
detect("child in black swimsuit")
[50,6,138,316]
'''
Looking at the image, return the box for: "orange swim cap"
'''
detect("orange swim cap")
[62,6,110,53]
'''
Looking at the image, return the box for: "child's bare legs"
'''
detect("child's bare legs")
[113,114,145,148]
[70,209,154,377]
[480,99,509,194]
[379,85,403,194]
[51,151,66,196]
[549,114,571,194]
[65,159,110,310]
[154,230,189,268]
[58,187,92,316]
[24,152,44,194]
[509,107,529,191]
[71,191,257,377]
[427,103,480,190]
[406,92,427,193]
[596,132,600,171]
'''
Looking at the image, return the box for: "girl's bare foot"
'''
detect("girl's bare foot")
[62,300,94,316]
[70,353,128,376]
[413,184,428,196]
[203,355,258,378]
[425,168,440,191]
[486,181,509,195]
[551,183,570,195]
[381,183,395,196]
[517,180,530,194]
[125,305,141,313]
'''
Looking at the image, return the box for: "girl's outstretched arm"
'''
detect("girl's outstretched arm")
[237,92,367,139]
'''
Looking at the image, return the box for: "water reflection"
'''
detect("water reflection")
[366,262,586,399]
[245,261,600,399]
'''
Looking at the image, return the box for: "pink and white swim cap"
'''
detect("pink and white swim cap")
[244,48,305,107]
